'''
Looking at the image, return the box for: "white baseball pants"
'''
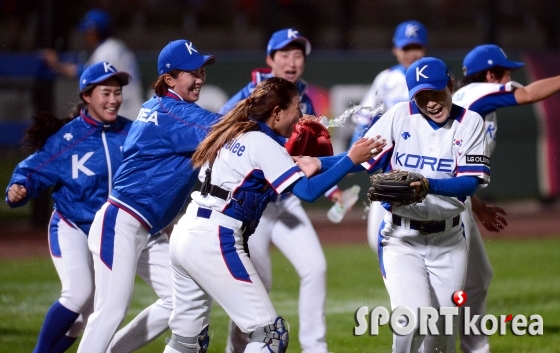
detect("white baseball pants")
[77,202,173,353]
[166,203,278,353]
[245,195,328,353]
[379,212,467,353]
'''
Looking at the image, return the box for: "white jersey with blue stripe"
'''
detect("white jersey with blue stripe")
[191,130,305,219]
[452,81,521,156]
[361,101,490,221]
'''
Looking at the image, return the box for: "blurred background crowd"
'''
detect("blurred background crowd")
[1,0,559,52]
[1,0,560,226]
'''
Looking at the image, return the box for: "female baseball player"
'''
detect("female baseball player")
[350,20,428,255]
[219,28,339,353]
[6,62,132,353]
[360,57,491,352]
[76,40,220,353]
[453,44,560,353]
[163,77,383,353]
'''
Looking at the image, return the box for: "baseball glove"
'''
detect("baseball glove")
[285,118,333,157]
[367,170,429,205]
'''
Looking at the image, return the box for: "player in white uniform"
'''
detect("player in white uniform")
[42,9,144,120]
[362,57,490,353]
[351,20,428,255]
[453,44,560,353]
[163,77,384,353]
[220,28,340,353]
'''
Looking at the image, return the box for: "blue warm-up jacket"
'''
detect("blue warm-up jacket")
[6,112,132,235]
[109,90,221,234]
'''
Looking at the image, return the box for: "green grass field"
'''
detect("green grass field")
[1,239,559,352]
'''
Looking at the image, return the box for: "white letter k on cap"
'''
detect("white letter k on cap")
[185,41,198,55]
[416,65,429,81]
[103,62,116,73]
[287,29,299,39]
[405,24,419,38]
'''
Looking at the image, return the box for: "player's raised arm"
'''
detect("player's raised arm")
[514,75,560,104]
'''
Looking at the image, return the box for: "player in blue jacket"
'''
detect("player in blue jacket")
[6,62,132,353]
[163,77,383,353]
[76,40,221,353]
[219,28,314,117]
[453,44,560,353]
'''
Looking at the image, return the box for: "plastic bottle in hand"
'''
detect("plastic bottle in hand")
[327,185,361,223]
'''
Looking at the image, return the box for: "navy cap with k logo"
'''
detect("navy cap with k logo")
[157,39,216,75]
[267,28,312,56]
[393,20,428,49]
[80,61,131,91]
[406,57,451,99]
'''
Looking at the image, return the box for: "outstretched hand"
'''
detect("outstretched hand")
[292,155,322,178]
[472,196,508,232]
[7,184,27,203]
[347,136,386,164]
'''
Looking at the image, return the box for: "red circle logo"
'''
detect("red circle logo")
[452,290,467,307]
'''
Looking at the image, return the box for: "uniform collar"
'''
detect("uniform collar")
[254,120,285,147]
[391,64,406,75]
[165,89,184,101]
[80,109,103,127]
[80,109,119,129]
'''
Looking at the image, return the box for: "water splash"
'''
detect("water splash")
[318,103,387,128]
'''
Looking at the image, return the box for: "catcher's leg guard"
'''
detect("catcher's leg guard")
[249,317,289,353]
[165,325,210,353]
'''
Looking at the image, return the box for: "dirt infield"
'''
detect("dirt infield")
[2,200,560,259]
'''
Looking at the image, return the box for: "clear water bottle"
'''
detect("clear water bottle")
[327,185,361,223]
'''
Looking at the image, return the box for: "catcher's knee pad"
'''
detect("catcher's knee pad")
[249,317,289,353]
[165,325,210,353]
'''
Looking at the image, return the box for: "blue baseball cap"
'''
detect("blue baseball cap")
[393,21,428,49]
[462,44,524,76]
[157,39,216,75]
[79,9,111,36]
[406,57,451,99]
[267,28,311,56]
[80,61,131,91]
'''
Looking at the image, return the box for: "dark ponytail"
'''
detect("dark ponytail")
[22,100,86,152]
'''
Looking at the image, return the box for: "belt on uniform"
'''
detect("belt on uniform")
[204,184,229,201]
[392,214,460,235]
